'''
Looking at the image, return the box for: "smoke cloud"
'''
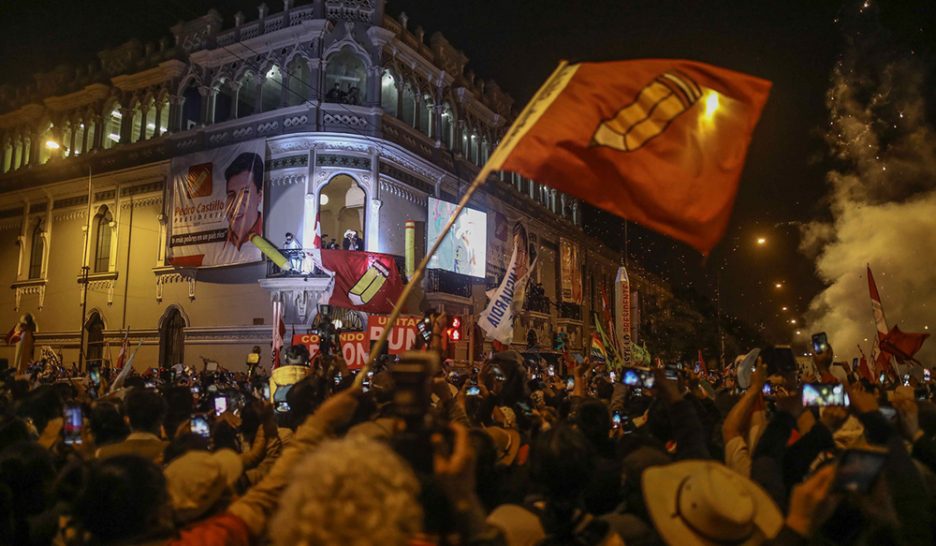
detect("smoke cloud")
[802,2,936,365]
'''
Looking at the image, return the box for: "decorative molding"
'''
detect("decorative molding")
[269,154,309,170]
[153,267,197,302]
[283,115,310,128]
[11,279,47,310]
[316,153,371,170]
[322,112,369,129]
[54,210,88,222]
[379,178,427,206]
[119,196,163,209]
[270,174,306,187]
[378,160,435,195]
[0,219,20,232]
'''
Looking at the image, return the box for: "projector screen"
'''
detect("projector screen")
[427,197,487,278]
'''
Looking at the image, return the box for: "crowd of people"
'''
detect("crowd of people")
[1,313,934,545]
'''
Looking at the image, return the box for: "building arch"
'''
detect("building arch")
[158,305,188,368]
[28,218,44,279]
[101,100,123,149]
[236,70,261,118]
[92,205,113,273]
[317,173,368,251]
[380,68,399,117]
[323,46,367,105]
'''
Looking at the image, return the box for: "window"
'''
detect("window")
[37,123,54,164]
[18,135,30,168]
[441,102,454,149]
[237,72,259,118]
[159,307,186,369]
[401,82,416,125]
[158,96,170,135]
[85,312,105,368]
[85,119,97,152]
[182,82,202,129]
[261,65,282,112]
[380,70,399,116]
[324,48,366,105]
[93,205,113,273]
[214,80,235,124]
[144,99,157,140]
[286,57,312,106]
[60,122,72,157]
[28,220,44,279]
[103,104,122,149]
[73,121,85,156]
[130,104,143,143]
[419,93,434,137]
[318,174,366,251]
[2,139,11,172]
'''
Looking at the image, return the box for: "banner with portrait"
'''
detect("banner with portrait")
[168,140,266,267]
[559,238,582,304]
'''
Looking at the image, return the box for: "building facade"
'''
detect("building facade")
[0,0,658,370]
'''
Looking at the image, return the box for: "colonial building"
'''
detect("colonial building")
[0,0,653,370]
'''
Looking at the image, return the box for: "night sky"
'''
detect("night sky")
[2,0,933,348]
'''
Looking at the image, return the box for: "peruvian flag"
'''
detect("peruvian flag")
[867,265,896,378]
[272,299,286,368]
[115,329,130,370]
[4,323,22,345]
[880,325,929,363]
[305,210,333,276]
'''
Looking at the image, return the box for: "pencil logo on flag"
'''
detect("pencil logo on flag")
[593,71,703,152]
[348,260,389,305]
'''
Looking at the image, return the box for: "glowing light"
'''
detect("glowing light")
[266,66,278,79]
[704,92,719,119]
[756,237,767,245]
[795,330,801,335]
[44,140,60,150]
[146,123,155,130]
[926,325,930,331]
[774,282,783,289]
[319,193,329,206]
[790,319,797,325]
[108,133,120,142]
[781,306,788,311]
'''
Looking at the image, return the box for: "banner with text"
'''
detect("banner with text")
[560,238,582,304]
[366,315,421,355]
[169,139,266,267]
[291,332,369,369]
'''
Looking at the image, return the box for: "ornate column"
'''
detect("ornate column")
[198,85,213,125]
[168,96,184,133]
[366,65,381,108]
[119,106,133,145]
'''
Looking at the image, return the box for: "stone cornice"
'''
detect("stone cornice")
[370,26,453,88]
[111,60,188,92]
[189,20,330,69]
[0,103,45,129]
[42,84,112,114]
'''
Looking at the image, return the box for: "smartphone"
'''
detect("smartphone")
[333,372,343,385]
[611,410,623,429]
[925,369,931,382]
[608,371,617,383]
[565,377,574,391]
[762,383,773,396]
[623,369,640,386]
[190,384,200,395]
[664,366,679,381]
[547,365,555,377]
[623,368,655,388]
[879,372,886,384]
[190,414,211,438]
[833,447,888,494]
[213,396,228,416]
[902,374,910,387]
[811,332,829,355]
[802,383,848,407]
[89,365,101,386]
[275,401,291,413]
[261,382,271,400]
[466,385,481,397]
[63,404,83,445]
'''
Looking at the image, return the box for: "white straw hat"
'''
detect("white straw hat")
[642,460,782,545]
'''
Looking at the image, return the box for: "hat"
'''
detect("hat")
[483,426,521,466]
[643,461,782,546]
[165,450,244,524]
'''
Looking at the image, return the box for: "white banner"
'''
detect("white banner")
[478,238,523,345]
[169,140,266,267]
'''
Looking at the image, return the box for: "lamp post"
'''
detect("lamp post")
[77,164,92,371]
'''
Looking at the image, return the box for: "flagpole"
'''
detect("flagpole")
[353,61,574,384]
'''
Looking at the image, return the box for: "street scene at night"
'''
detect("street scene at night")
[0,0,934,544]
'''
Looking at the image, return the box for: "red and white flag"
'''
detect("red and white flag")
[867,265,896,378]
[305,210,332,276]
[5,323,22,345]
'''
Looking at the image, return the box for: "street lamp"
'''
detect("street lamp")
[774,282,783,289]
[781,306,788,311]
[756,237,767,246]
[789,319,797,325]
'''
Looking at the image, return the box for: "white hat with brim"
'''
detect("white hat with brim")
[643,460,782,546]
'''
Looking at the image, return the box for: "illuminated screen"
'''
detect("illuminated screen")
[427,197,487,278]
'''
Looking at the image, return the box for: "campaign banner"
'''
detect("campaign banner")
[169,140,266,267]
[291,332,369,369]
[366,315,421,355]
[478,238,521,344]
[559,238,582,304]
[615,266,633,367]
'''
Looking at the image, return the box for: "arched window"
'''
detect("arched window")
[324,48,366,105]
[85,312,105,368]
[103,104,122,149]
[73,120,85,156]
[37,123,55,164]
[93,205,113,273]
[182,82,202,129]
[129,103,143,143]
[400,82,416,126]
[261,65,282,112]
[286,57,312,106]
[159,307,186,369]
[143,99,157,140]
[419,93,434,137]
[380,70,399,116]
[441,102,454,149]
[318,174,366,251]
[237,72,259,118]
[28,220,44,279]
[2,139,12,172]
[157,96,170,135]
[213,80,235,124]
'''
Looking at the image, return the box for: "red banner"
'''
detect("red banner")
[290,332,369,369]
[366,315,421,355]
[321,249,404,314]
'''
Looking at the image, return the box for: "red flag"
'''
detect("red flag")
[5,323,21,345]
[489,60,771,254]
[320,249,404,314]
[880,325,929,363]
[867,266,889,341]
[697,349,707,374]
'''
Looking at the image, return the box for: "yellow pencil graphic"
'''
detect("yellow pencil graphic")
[593,71,702,152]
[348,260,390,305]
